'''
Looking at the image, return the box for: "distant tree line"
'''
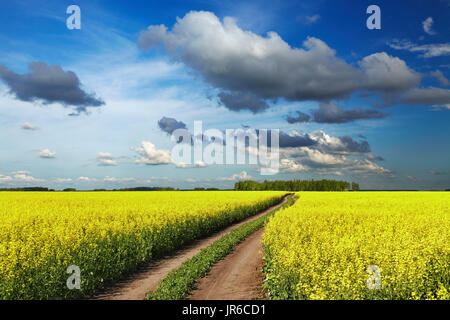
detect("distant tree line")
[0,187,53,192]
[234,179,360,191]
[112,187,175,191]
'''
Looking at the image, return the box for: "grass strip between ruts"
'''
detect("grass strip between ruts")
[146,194,295,300]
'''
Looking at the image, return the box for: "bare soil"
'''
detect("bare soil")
[189,194,296,300]
[188,227,266,300]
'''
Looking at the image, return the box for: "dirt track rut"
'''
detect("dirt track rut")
[94,195,289,300]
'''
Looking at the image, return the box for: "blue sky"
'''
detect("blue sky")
[0,0,449,190]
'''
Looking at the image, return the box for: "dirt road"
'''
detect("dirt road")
[94,195,289,300]
[189,194,296,300]
[189,227,266,300]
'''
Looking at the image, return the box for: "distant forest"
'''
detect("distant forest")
[234,179,359,191]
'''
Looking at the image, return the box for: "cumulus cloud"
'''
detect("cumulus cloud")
[286,102,388,124]
[350,159,392,175]
[279,159,307,173]
[0,172,44,183]
[0,174,12,182]
[217,171,252,181]
[422,17,436,35]
[78,176,96,182]
[21,122,39,130]
[134,141,173,165]
[0,62,104,114]
[218,91,269,113]
[39,149,56,159]
[139,11,450,110]
[158,116,188,135]
[176,160,208,168]
[138,11,361,102]
[358,52,421,93]
[308,131,371,154]
[96,152,118,166]
[14,173,43,182]
[275,129,393,176]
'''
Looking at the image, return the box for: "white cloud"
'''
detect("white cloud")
[14,173,43,182]
[359,52,421,93]
[78,176,96,182]
[138,11,362,102]
[96,152,118,166]
[350,159,392,175]
[302,148,347,166]
[104,176,136,182]
[0,174,12,182]
[217,171,252,181]
[134,141,173,165]
[277,130,393,177]
[21,122,39,130]
[39,148,56,159]
[54,178,73,183]
[422,17,436,35]
[388,39,450,58]
[138,11,449,108]
[279,159,307,173]
[176,160,208,168]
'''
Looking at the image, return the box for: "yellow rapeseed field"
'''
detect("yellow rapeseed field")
[263,192,449,300]
[0,191,285,299]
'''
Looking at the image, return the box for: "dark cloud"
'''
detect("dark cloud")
[0,62,104,114]
[278,131,316,148]
[307,131,371,155]
[337,136,371,153]
[138,11,450,110]
[399,87,450,105]
[218,91,269,113]
[286,102,388,124]
[256,130,316,148]
[311,102,388,123]
[286,111,310,124]
[158,116,188,135]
